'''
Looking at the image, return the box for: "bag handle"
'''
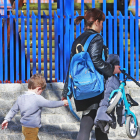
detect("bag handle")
[76,44,84,54]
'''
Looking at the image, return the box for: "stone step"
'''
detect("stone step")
[18,18,54,25]
[30,62,55,70]
[18,25,55,33]
[19,32,55,40]
[25,48,55,55]
[0,83,140,140]
[29,55,55,63]
[24,40,55,48]
[12,9,57,16]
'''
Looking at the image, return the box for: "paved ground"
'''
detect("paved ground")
[0,82,140,140]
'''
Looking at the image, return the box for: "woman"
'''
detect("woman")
[62,8,121,140]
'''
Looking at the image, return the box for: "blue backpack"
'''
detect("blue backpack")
[67,34,104,121]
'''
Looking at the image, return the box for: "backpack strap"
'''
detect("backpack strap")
[84,33,105,60]
[67,91,80,121]
[83,34,97,52]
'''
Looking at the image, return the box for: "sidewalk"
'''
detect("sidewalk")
[0,82,140,140]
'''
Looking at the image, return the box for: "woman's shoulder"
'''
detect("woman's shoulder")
[84,29,103,42]
[94,33,103,40]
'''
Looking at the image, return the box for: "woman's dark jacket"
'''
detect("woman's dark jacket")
[62,29,115,111]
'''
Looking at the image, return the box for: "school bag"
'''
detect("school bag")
[67,34,105,121]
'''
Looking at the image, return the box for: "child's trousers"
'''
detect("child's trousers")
[22,126,39,140]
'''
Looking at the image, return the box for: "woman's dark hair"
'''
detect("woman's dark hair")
[75,8,105,30]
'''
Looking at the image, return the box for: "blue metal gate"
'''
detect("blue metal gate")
[0,0,139,83]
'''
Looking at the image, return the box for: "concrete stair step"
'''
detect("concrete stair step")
[25,48,55,55]
[21,2,101,10]
[18,25,55,32]
[19,32,55,40]
[30,62,55,70]
[24,40,55,48]
[18,18,54,25]
[12,9,57,16]
[29,55,55,63]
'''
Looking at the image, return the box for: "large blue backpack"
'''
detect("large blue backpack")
[67,34,104,121]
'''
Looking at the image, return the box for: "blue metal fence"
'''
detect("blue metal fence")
[0,0,139,83]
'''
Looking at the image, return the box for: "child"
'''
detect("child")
[1,74,68,140]
[94,54,125,133]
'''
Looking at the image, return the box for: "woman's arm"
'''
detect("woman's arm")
[88,35,114,77]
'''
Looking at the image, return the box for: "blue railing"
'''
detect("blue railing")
[0,0,139,83]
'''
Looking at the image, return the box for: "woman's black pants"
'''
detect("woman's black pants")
[76,109,108,140]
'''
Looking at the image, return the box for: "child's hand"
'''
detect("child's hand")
[1,120,8,129]
[63,99,68,106]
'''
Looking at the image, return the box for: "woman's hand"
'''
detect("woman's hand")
[113,65,121,74]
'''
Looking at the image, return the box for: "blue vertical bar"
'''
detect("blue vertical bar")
[92,0,95,8]
[21,12,25,83]
[130,12,134,78]
[60,0,63,82]
[135,0,139,81]
[108,12,113,54]
[54,11,58,81]
[64,12,66,80]
[43,12,47,80]
[16,0,19,81]
[49,0,52,82]
[64,12,70,80]
[81,0,84,33]
[114,0,117,54]
[70,0,74,49]
[10,12,14,83]
[27,0,30,80]
[65,13,70,78]
[119,12,123,80]
[32,12,36,75]
[103,0,106,45]
[4,0,8,81]
[125,0,128,74]
[38,0,41,74]
[0,14,3,83]
[76,11,80,38]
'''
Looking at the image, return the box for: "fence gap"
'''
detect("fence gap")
[54,11,58,81]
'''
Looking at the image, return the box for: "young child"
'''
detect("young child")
[1,74,68,140]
